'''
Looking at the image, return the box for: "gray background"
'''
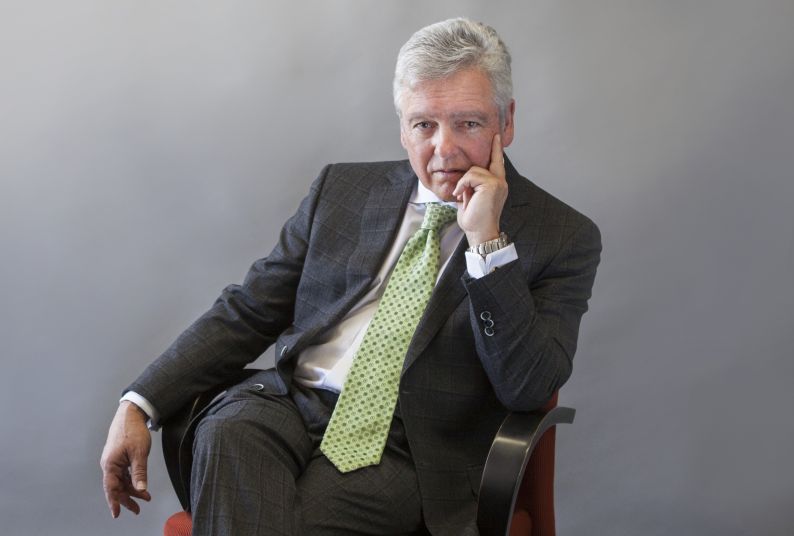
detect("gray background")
[1,1,792,535]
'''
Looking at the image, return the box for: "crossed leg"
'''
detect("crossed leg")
[190,381,422,536]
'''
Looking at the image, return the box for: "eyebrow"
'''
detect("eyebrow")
[406,111,491,123]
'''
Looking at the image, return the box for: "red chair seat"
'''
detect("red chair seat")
[164,511,192,536]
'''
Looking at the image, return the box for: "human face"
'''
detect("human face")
[399,68,515,201]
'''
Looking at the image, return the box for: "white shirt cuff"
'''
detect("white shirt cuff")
[465,243,518,278]
[120,391,161,431]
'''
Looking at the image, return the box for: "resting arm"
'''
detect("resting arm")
[463,218,601,411]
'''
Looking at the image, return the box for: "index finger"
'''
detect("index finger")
[488,133,505,179]
[103,468,123,518]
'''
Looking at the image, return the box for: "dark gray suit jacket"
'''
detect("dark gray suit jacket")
[127,157,601,535]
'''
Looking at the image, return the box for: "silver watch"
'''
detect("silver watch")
[467,232,511,258]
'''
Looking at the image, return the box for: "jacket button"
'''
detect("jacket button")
[480,311,495,336]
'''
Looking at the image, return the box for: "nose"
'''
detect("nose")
[433,125,459,160]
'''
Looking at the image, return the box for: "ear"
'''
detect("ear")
[501,99,516,147]
[399,124,408,150]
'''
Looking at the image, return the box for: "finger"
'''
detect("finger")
[130,450,148,493]
[462,186,471,211]
[106,487,121,519]
[122,467,152,501]
[452,169,478,197]
[116,474,142,514]
[452,179,473,205]
[452,170,468,197]
[128,487,152,501]
[120,494,141,515]
[488,133,505,178]
[102,462,125,518]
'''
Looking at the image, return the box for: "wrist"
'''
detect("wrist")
[119,400,148,421]
[465,229,501,248]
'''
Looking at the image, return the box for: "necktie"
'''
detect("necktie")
[320,202,458,472]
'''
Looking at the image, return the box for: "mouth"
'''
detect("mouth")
[432,169,465,179]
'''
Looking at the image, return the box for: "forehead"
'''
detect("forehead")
[400,68,498,120]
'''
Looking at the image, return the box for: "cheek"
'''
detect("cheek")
[407,141,433,165]
[465,136,497,166]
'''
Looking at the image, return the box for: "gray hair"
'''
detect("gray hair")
[393,18,513,123]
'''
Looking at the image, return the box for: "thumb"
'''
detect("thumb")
[130,452,148,491]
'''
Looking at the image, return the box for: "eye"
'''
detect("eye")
[413,121,432,130]
[464,121,480,129]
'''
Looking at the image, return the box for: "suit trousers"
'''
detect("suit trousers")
[189,374,425,536]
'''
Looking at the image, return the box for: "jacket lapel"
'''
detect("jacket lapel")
[344,162,415,306]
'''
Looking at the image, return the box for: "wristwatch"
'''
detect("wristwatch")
[467,232,511,258]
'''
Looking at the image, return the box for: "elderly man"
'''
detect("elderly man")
[101,17,600,536]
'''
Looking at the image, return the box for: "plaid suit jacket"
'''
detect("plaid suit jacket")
[128,157,601,535]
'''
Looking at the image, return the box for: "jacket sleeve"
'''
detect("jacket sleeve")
[124,165,331,420]
[461,217,601,411]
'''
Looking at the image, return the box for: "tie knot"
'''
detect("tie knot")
[422,203,457,231]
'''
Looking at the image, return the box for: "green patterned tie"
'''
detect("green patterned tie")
[321,202,458,472]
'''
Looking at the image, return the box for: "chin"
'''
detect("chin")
[433,182,458,202]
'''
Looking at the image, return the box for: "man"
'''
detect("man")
[101,18,600,536]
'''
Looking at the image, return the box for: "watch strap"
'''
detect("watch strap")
[467,232,511,258]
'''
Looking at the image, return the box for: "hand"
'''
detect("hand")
[453,134,509,246]
[100,401,152,518]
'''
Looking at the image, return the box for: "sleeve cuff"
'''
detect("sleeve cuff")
[465,243,518,278]
[120,391,161,431]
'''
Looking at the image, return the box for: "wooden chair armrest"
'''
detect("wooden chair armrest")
[161,369,260,511]
[476,406,575,536]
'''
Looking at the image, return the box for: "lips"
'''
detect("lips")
[432,169,465,178]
